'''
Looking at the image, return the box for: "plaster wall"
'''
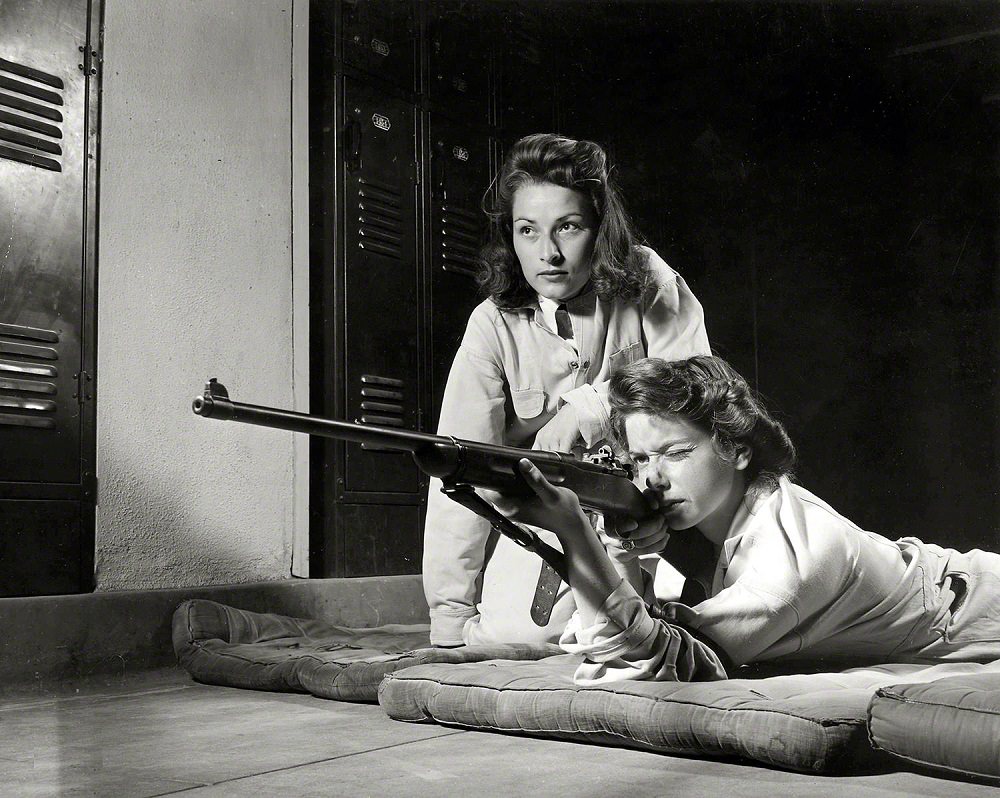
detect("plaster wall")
[96,0,298,589]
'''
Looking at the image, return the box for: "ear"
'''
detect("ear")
[733,444,752,472]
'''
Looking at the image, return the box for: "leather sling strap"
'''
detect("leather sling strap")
[529,559,563,626]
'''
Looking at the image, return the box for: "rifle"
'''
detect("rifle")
[192,378,711,584]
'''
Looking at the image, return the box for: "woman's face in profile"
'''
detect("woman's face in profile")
[510,181,597,302]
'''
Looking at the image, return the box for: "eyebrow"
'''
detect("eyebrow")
[629,439,693,455]
[513,212,586,224]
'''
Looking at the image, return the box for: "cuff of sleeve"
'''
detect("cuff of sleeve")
[429,606,478,647]
[561,384,609,449]
[559,579,658,662]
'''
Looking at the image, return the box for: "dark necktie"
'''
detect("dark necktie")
[555,303,573,340]
[531,302,576,622]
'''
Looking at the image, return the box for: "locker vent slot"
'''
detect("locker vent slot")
[0,322,59,342]
[439,204,482,278]
[0,58,64,172]
[359,374,406,447]
[0,323,59,429]
[357,176,403,259]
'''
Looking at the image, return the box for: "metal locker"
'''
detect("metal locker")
[498,8,558,138]
[334,502,422,576]
[427,116,490,429]
[341,78,421,495]
[426,2,491,125]
[0,0,100,596]
[340,0,417,93]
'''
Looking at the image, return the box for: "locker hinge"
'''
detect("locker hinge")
[78,44,100,76]
[413,161,420,186]
[73,371,93,403]
[82,473,97,502]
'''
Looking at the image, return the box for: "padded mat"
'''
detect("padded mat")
[378,654,998,774]
[868,664,1000,782]
[173,599,562,702]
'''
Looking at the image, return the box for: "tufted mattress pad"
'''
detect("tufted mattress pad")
[172,599,561,702]
[378,653,999,775]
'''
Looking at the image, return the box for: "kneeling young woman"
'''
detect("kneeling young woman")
[489,355,1000,683]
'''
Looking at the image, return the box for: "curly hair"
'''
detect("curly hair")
[609,356,797,495]
[478,133,651,309]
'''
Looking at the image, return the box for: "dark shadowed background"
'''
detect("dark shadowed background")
[555,1,998,550]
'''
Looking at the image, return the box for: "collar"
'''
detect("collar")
[718,481,783,566]
[718,492,757,568]
[511,282,597,316]
[537,293,562,314]
[536,294,562,336]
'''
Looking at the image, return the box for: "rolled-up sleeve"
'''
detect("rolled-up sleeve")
[559,383,609,449]
[559,579,728,684]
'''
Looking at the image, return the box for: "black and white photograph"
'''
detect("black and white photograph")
[1,0,999,794]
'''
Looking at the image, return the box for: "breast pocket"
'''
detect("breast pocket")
[608,341,644,374]
[510,387,546,419]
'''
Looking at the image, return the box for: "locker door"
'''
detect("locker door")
[498,9,558,138]
[428,116,490,429]
[340,0,417,92]
[0,0,99,596]
[426,2,491,125]
[341,78,420,494]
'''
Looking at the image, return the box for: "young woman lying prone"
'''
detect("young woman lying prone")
[488,355,1000,683]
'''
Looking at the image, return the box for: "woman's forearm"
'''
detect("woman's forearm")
[615,558,646,596]
[557,514,631,627]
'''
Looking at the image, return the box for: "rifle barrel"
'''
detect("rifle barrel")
[192,379,649,517]
[193,390,441,452]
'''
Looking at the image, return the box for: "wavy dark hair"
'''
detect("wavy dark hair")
[478,133,651,310]
[609,356,797,496]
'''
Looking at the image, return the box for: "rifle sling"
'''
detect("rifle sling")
[529,560,564,627]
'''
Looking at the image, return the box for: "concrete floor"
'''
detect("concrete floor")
[1,668,996,798]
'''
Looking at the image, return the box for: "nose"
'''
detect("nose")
[539,234,564,265]
[644,461,670,492]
